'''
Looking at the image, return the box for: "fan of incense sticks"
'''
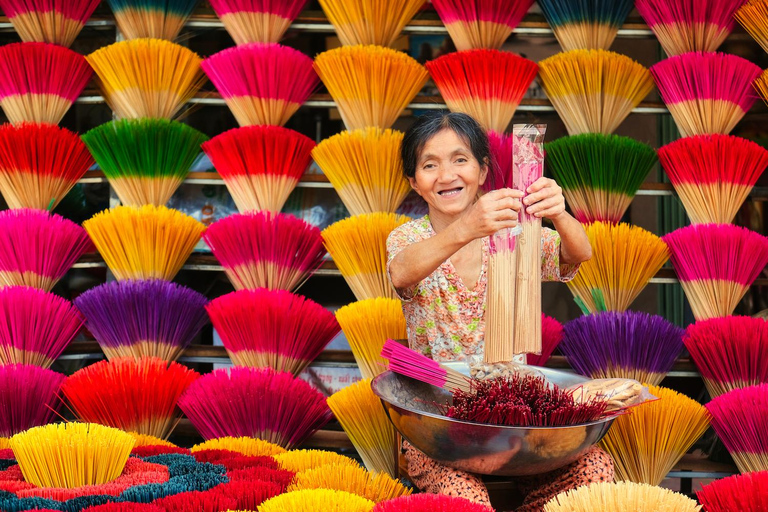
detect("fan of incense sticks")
[191,436,287,458]
[658,134,768,225]
[318,0,424,47]
[651,52,760,137]
[206,288,340,376]
[538,49,654,135]
[212,480,283,510]
[561,311,685,386]
[0,364,64,438]
[274,449,358,473]
[0,0,100,47]
[0,286,84,368]
[321,212,410,301]
[635,0,748,56]
[327,379,399,478]
[537,0,634,51]
[544,133,658,224]
[527,314,564,366]
[0,208,93,292]
[202,43,318,127]
[381,339,471,392]
[106,0,200,41]
[312,128,410,216]
[0,122,94,210]
[82,119,209,207]
[543,481,702,512]
[754,68,768,107]
[685,316,768,398]
[204,211,326,292]
[83,205,206,282]
[697,471,768,512]
[61,357,200,439]
[374,494,494,512]
[10,422,135,488]
[259,489,375,512]
[425,49,539,133]
[208,0,309,45]
[706,383,768,473]
[84,504,165,512]
[662,223,768,320]
[178,366,333,449]
[0,42,93,125]
[314,45,429,131]
[567,222,669,313]
[74,280,208,362]
[430,0,534,51]
[335,298,406,380]
[289,463,410,503]
[86,39,207,120]
[599,385,710,485]
[736,0,768,53]
[153,491,237,512]
[201,126,315,213]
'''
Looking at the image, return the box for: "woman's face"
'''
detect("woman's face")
[409,129,488,218]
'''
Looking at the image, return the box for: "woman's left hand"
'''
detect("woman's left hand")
[522,177,566,220]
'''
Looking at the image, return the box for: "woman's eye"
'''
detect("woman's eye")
[455,157,467,163]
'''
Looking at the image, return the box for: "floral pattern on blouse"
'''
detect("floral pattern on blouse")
[386,215,580,364]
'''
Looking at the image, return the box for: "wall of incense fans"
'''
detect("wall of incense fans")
[0,0,766,511]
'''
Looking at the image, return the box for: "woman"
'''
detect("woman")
[386,112,612,511]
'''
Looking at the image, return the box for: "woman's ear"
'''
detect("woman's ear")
[408,176,423,197]
[478,158,490,186]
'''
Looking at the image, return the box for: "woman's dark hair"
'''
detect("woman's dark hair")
[401,111,491,180]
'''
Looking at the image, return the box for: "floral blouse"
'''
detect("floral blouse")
[386,215,580,364]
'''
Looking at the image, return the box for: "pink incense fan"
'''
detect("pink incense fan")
[0,363,65,438]
[0,0,101,48]
[381,339,471,392]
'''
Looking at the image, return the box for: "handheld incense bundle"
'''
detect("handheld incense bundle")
[259,489,375,512]
[0,42,93,125]
[684,316,768,398]
[178,366,333,449]
[561,311,685,386]
[662,223,768,320]
[86,39,207,120]
[82,119,209,207]
[425,49,539,133]
[430,0,533,51]
[10,423,135,489]
[203,211,326,292]
[543,481,702,512]
[0,208,93,292]
[527,314,564,366]
[335,298,407,380]
[321,212,410,301]
[313,45,429,131]
[311,128,410,216]
[567,222,669,313]
[0,0,100,47]
[208,0,309,45]
[0,364,64,438]
[706,384,768,473]
[201,126,315,213]
[544,133,658,224]
[202,44,318,127]
[288,463,410,503]
[486,130,514,190]
[658,134,768,225]
[537,50,654,135]
[106,0,200,40]
[381,339,470,392]
[83,205,206,282]
[697,471,768,512]
[650,52,761,137]
[599,385,710,485]
[537,0,634,51]
[635,0,748,56]
[0,122,93,210]
[318,0,424,47]
[0,286,84,368]
[61,357,200,439]
[736,0,768,53]
[74,280,209,361]
[327,379,399,477]
[205,288,340,376]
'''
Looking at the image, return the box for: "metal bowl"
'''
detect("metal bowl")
[371,364,616,476]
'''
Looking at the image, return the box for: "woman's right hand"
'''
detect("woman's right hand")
[455,188,523,242]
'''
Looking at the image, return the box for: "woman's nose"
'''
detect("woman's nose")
[436,163,458,182]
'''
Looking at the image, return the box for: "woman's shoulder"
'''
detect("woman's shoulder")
[388,215,432,241]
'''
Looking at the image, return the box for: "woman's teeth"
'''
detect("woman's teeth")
[438,188,463,196]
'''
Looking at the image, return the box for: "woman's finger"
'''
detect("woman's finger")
[527,196,562,215]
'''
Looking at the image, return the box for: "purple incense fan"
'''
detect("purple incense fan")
[561,310,684,386]
[74,279,208,362]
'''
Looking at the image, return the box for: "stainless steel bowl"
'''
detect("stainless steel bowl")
[371,364,616,476]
